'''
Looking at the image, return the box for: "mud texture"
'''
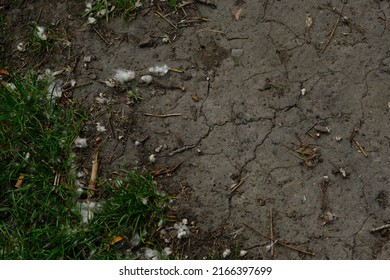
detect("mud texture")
[2,0,389,259]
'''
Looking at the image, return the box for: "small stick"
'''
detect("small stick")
[178,1,194,9]
[63,82,93,91]
[269,207,274,258]
[354,139,368,157]
[195,0,217,9]
[89,150,99,192]
[370,224,390,233]
[151,162,182,176]
[243,223,315,256]
[321,2,345,53]
[36,8,43,24]
[230,176,247,193]
[144,113,182,118]
[53,173,60,186]
[196,28,225,34]
[155,11,178,29]
[283,144,305,160]
[92,26,111,46]
[169,145,195,156]
[169,68,184,73]
[227,36,249,40]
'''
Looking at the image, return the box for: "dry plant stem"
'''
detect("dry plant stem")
[178,1,193,9]
[370,224,390,233]
[196,28,225,34]
[144,113,182,117]
[53,173,60,186]
[227,36,249,40]
[321,2,345,53]
[63,82,93,91]
[230,177,246,193]
[155,11,178,29]
[89,150,99,191]
[151,162,182,176]
[354,139,368,157]
[269,208,274,258]
[92,26,110,46]
[195,0,217,9]
[169,145,195,156]
[243,223,315,256]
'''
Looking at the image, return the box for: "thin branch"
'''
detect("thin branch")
[144,113,182,118]
[321,2,345,53]
[243,222,315,256]
[370,224,390,233]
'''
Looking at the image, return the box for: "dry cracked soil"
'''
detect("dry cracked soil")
[2,0,390,259]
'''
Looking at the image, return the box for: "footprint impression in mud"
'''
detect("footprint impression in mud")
[194,35,228,70]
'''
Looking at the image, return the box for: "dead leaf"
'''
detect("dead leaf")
[295,145,316,156]
[304,153,321,167]
[234,8,242,21]
[110,235,124,246]
[0,68,9,76]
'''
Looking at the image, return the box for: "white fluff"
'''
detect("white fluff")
[36,26,47,41]
[96,122,107,132]
[163,247,172,256]
[149,154,156,163]
[149,65,169,76]
[174,222,190,239]
[74,137,88,148]
[77,201,101,224]
[141,75,153,84]
[96,93,110,104]
[17,42,26,52]
[239,250,247,257]
[222,249,231,258]
[114,69,135,83]
[87,17,97,25]
[144,248,159,260]
[48,81,62,100]
[131,233,141,247]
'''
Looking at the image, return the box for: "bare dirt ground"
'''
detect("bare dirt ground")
[2,0,389,259]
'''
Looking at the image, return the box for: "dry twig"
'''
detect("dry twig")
[269,208,274,258]
[195,0,217,9]
[230,176,247,193]
[155,11,178,29]
[243,223,315,256]
[88,150,99,193]
[370,224,390,233]
[321,2,345,53]
[169,145,196,156]
[151,162,182,176]
[144,113,182,118]
[354,139,368,158]
[63,82,93,91]
[92,26,111,46]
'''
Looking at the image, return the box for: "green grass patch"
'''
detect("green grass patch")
[0,74,169,259]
